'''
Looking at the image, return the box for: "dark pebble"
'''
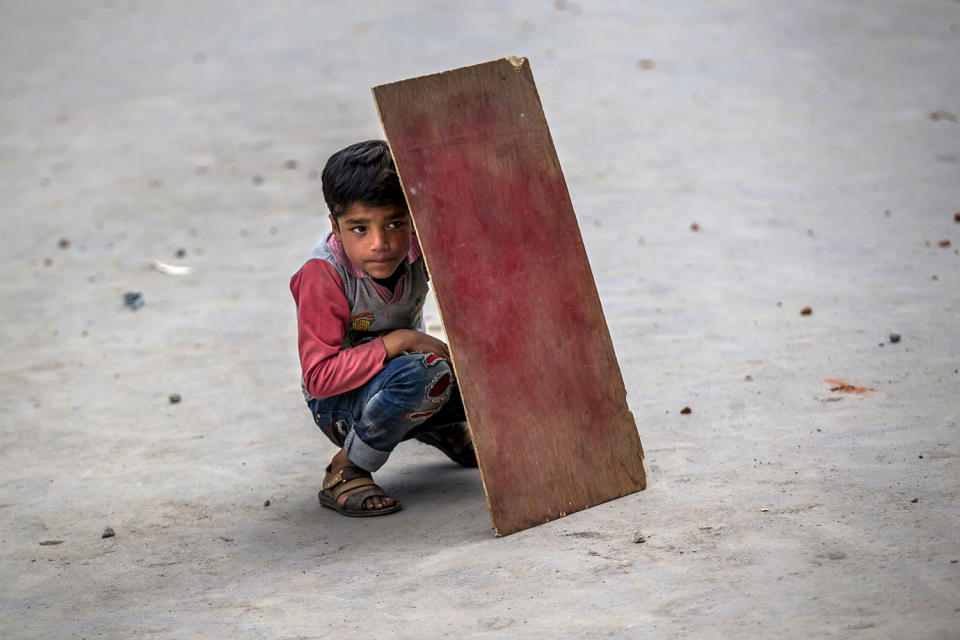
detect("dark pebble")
[122,291,144,310]
[102,527,115,539]
[800,306,812,315]
[680,406,692,415]
[910,497,918,503]
[889,333,901,343]
[39,540,64,546]
[175,247,187,259]
[168,393,181,404]
[633,533,646,543]
[264,499,271,507]
[58,237,70,249]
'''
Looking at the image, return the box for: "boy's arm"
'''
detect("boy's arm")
[291,260,388,399]
[382,328,449,360]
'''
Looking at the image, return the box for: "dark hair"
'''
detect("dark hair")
[321,140,406,219]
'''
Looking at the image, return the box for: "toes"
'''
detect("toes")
[363,496,395,510]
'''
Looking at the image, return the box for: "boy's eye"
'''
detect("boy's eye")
[349,225,366,234]
[386,220,407,230]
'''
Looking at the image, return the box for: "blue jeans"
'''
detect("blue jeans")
[306,353,466,471]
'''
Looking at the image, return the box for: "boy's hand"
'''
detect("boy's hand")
[382,329,450,360]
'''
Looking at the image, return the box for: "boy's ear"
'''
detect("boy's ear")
[328,214,341,241]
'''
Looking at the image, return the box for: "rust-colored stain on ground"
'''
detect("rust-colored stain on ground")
[824,378,875,394]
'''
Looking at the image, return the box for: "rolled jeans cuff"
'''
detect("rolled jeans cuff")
[343,429,391,472]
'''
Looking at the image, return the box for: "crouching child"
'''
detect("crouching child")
[290,140,476,517]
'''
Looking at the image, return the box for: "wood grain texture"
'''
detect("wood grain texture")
[373,57,645,536]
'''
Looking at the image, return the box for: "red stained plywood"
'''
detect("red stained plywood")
[373,57,645,536]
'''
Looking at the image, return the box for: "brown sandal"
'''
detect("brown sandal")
[317,464,402,517]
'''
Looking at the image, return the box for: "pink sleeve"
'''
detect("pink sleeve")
[290,259,387,399]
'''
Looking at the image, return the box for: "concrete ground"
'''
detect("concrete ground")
[1,1,958,638]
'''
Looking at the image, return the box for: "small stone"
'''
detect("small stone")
[910,497,918,503]
[680,406,692,415]
[168,393,181,404]
[954,212,960,223]
[932,275,939,281]
[800,306,812,315]
[633,532,646,543]
[264,499,271,507]
[939,239,951,248]
[919,455,923,459]
[175,247,187,259]
[744,375,753,381]
[122,291,144,310]
[102,527,115,539]
[690,222,700,232]
[57,237,70,249]
[38,540,64,546]
[889,332,901,343]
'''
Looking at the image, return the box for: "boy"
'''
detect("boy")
[290,140,476,517]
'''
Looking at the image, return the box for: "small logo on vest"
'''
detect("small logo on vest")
[349,313,375,331]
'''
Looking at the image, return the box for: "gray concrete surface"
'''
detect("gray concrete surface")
[1,1,958,638]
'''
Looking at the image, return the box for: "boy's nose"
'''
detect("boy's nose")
[370,230,389,250]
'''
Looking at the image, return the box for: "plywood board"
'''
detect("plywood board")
[373,57,645,536]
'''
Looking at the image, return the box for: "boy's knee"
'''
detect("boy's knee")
[384,353,453,409]
[423,355,453,403]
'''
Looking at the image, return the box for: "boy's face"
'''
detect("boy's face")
[330,202,412,279]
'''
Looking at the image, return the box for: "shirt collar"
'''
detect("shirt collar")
[326,231,422,279]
